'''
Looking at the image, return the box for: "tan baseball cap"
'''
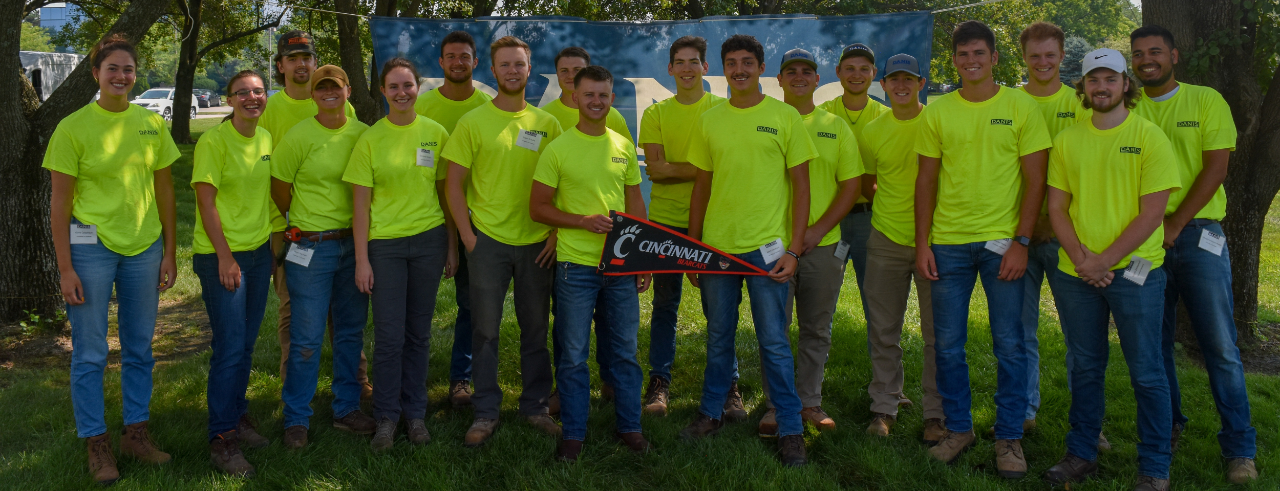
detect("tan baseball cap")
[311,65,349,92]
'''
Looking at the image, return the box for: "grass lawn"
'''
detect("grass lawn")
[1,116,1278,489]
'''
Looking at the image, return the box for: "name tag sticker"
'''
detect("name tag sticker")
[985,238,1012,256]
[1123,256,1153,286]
[416,148,435,167]
[70,224,97,245]
[516,129,543,152]
[834,240,850,260]
[759,238,785,264]
[1198,229,1225,256]
[285,243,314,267]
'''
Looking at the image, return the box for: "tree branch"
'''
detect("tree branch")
[196,11,284,58]
[23,0,58,17]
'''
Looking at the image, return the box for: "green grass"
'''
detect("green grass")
[1,118,1278,489]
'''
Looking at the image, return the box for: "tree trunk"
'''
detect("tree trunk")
[336,0,379,125]
[0,0,172,322]
[1144,0,1280,346]
[172,0,203,144]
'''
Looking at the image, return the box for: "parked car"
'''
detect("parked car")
[133,88,198,120]
[193,89,222,108]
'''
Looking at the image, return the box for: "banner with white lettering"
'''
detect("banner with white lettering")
[598,212,766,276]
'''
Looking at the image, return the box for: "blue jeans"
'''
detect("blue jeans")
[67,235,163,438]
[839,209,873,296]
[698,250,802,436]
[1021,239,1062,420]
[930,242,1029,439]
[449,240,472,382]
[554,262,643,440]
[1054,267,1172,478]
[193,241,273,440]
[1162,220,1256,459]
[282,234,369,428]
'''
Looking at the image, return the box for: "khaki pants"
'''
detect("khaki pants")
[763,243,845,408]
[272,232,368,384]
[864,227,942,419]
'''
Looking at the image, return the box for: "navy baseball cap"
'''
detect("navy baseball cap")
[839,43,875,63]
[883,53,922,78]
[780,48,818,71]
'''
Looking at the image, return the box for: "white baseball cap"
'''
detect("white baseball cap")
[1082,48,1127,76]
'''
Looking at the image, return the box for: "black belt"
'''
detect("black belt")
[284,228,353,242]
[850,203,873,214]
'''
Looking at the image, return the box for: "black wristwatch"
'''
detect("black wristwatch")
[1013,235,1031,247]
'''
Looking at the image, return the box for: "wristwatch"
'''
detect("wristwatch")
[1013,235,1031,247]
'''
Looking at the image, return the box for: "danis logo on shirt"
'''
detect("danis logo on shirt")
[260,155,271,161]
[990,118,1013,126]
[1119,146,1142,155]
[1056,112,1076,118]
[528,130,549,137]
[816,132,837,139]
[611,157,627,164]
[420,141,438,146]
[756,126,778,135]
[137,129,159,136]
[1177,121,1200,128]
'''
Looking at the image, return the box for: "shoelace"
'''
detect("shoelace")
[90,439,116,467]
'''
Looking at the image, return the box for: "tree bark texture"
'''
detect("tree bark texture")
[336,0,379,125]
[172,0,204,144]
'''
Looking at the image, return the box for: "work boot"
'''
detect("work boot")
[333,410,376,435]
[210,431,255,477]
[370,417,396,452]
[1135,475,1171,491]
[898,397,914,408]
[120,421,171,465]
[449,380,472,409]
[464,418,499,447]
[778,434,807,467]
[642,376,669,416]
[679,413,723,440]
[617,432,651,453]
[1042,453,1098,485]
[866,413,895,437]
[723,382,747,423]
[922,418,947,446]
[927,429,975,464]
[601,383,615,403]
[283,425,308,450]
[1097,432,1112,452]
[86,433,119,485]
[758,409,778,437]
[527,414,562,436]
[801,406,836,432]
[556,438,584,462]
[237,415,269,449]
[995,439,1027,479]
[548,389,561,416]
[1226,457,1258,484]
[406,419,430,445]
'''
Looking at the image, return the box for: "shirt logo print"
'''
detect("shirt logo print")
[420,141,438,146]
[1056,112,1076,118]
[1176,121,1200,128]
[611,157,627,164]
[756,126,778,135]
[138,129,159,136]
[1119,146,1142,154]
[990,118,1013,126]
[816,132,837,139]
[260,155,271,161]
[528,130,549,137]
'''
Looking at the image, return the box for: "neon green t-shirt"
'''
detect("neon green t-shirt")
[258,90,358,232]
[440,102,563,246]
[190,122,274,254]
[43,103,180,256]
[541,98,633,143]
[1132,83,1237,220]
[342,116,450,240]
[688,96,819,253]
[915,87,1053,245]
[863,110,924,247]
[1048,114,1181,276]
[819,95,888,203]
[638,92,725,228]
[1019,84,1089,138]
[413,87,492,134]
[270,117,369,232]
[799,108,864,247]
[532,128,642,266]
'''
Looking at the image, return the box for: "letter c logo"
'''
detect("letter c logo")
[614,234,635,257]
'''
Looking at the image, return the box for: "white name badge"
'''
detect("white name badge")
[1198,229,1225,256]
[760,238,785,264]
[834,240,850,260]
[515,129,543,152]
[1123,256,1153,286]
[985,238,1012,256]
[285,243,314,267]
[416,148,435,167]
[70,224,98,244]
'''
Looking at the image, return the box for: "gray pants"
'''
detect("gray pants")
[763,243,845,408]
[369,226,447,421]
[466,230,554,419]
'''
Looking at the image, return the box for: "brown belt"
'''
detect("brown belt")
[286,228,353,242]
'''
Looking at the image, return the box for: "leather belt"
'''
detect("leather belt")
[850,202,873,214]
[285,228,353,242]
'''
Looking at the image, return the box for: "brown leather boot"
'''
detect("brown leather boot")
[722,382,747,423]
[86,433,119,485]
[120,421,171,465]
[210,432,255,477]
[237,415,270,449]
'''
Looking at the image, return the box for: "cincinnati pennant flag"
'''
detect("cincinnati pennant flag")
[597,212,767,276]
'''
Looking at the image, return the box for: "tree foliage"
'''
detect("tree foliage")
[20,21,53,52]
[1060,36,1090,85]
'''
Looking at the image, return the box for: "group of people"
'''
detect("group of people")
[46,16,1257,491]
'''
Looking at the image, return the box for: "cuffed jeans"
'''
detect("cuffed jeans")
[281,234,368,428]
[930,241,1029,439]
[1021,238,1062,420]
[698,249,803,437]
[466,230,554,420]
[369,227,447,421]
[450,238,473,382]
[554,262,643,440]
[762,243,844,409]
[68,235,162,438]
[194,241,273,440]
[1162,220,1256,459]
[1055,266,1172,479]
[864,228,941,419]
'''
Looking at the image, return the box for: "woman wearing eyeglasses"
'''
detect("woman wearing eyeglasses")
[190,70,274,477]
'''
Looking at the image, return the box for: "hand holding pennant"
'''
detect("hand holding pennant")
[597,212,768,276]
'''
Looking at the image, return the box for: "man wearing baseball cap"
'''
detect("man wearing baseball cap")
[1041,48,1179,491]
[259,31,366,399]
[859,53,945,442]
[753,48,862,437]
